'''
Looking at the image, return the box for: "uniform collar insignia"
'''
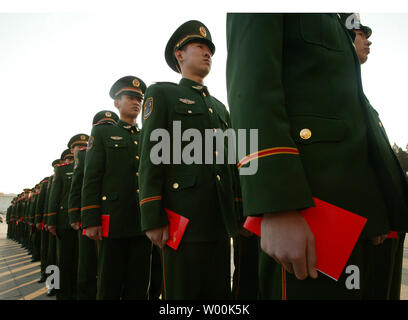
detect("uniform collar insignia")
[110,136,124,140]
[179,98,196,105]
[65,172,73,176]
[123,125,131,129]
[191,85,203,91]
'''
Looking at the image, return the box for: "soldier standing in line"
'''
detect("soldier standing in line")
[139,20,240,299]
[341,12,407,300]
[226,13,408,299]
[35,177,51,283]
[43,158,62,296]
[48,136,88,300]
[68,110,119,300]
[82,77,151,300]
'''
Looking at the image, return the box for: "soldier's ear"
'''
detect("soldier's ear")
[114,98,120,110]
[175,49,184,64]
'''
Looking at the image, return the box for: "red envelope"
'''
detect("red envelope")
[101,214,110,238]
[165,208,189,250]
[82,228,87,236]
[386,231,398,239]
[41,220,45,231]
[243,198,367,281]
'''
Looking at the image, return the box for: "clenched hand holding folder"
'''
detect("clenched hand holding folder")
[243,198,367,281]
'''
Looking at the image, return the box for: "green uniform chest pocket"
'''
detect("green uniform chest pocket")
[299,13,344,52]
[290,115,347,144]
[174,103,204,116]
[168,175,196,191]
[106,140,128,149]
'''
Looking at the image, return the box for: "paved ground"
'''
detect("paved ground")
[0,222,407,300]
[0,223,54,300]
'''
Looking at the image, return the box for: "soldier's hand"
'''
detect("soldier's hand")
[371,234,388,246]
[48,225,57,236]
[146,225,169,248]
[35,223,42,231]
[86,226,102,240]
[238,225,254,237]
[71,222,81,231]
[261,211,318,280]
[44,224,48,231]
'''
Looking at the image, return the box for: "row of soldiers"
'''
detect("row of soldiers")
[5,13,408,300]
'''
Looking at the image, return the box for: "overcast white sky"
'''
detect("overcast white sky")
[1,0,408,194]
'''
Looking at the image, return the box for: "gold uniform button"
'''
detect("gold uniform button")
[136,172,139,177]
[173,183,179,189]
[209,108,213,113]
[114,144,118,147]
[379,122,382,127]
[102,196,107,201]
[136,189,139,194]
[215,151,218,157]
[188,110,192,114]
[136,156,139,160]
[203,92,207,97]
[216,175,221,182]
[300,128,312,140]
[131,130,135,134]
[213,128,217,133]
[134,141,138,145]
[60,206,63,210]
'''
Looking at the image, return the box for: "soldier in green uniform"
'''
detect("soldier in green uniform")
[29,184,41,262]
[226,13,408,300]
[48,136,88,300]
[82,77,151,300]
[68,110,119,300]
[35,177,51,283]
[139,20,239,299]
[340,13,406,300]
[44,158,62,296]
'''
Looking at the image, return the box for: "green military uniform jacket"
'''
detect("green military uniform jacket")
[81,120,142,238]
[34,178,50,226]
[68,148,86,225]
[226,13,408,238]
[47,163,74,231]
[138,78,239,241]
[44,174,55,225]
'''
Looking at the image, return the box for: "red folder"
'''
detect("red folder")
[165,208,189,250]
[101,214,110,238]
[386,231,398,239]
[243,198,367,281]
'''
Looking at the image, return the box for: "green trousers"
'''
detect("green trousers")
[56,228,78,300]
[161,238,231,300]
[31,228,41,260]
[149,243,162,300]
[232,235,259,299]
[40,229,49,274]
[46,232,57,269]
[77,233,98,300]
[97,236,151,300]
[258,236,405,300]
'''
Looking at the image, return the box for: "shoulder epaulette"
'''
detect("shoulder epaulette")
[154,81,178,86]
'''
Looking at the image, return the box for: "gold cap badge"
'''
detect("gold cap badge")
[105,112,111,117]
[200,26,207,37]
[132,79,140,87]
[81,135,86,140]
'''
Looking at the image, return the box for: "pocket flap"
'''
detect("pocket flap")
[290,115,347,144]
[169,175,197,191]
[106,140,127,148]
[174,103,204,115]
